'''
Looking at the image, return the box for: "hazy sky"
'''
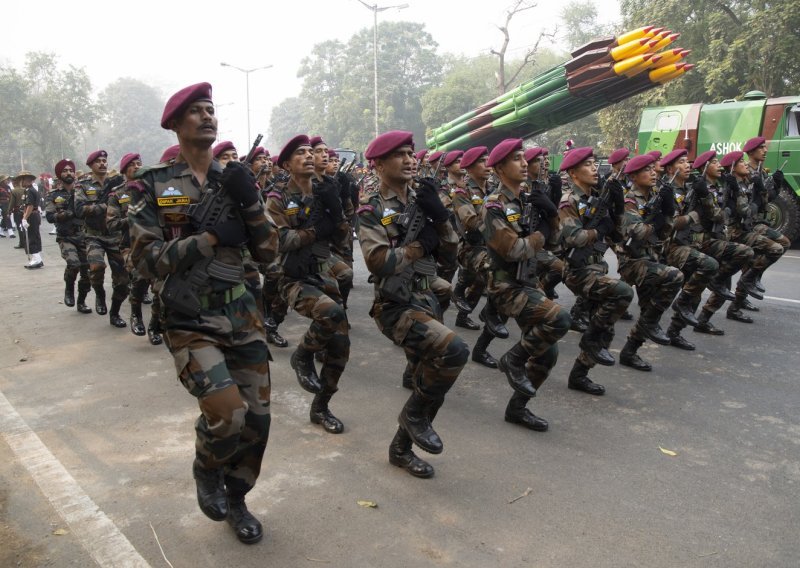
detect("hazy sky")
[3,0,620,151]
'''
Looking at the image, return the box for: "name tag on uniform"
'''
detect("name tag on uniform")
[86,189,97,196]
[158,187,190,207]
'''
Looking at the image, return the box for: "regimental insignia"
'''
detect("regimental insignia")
[54,196,66,204]
[285,200,300,216]
[86,189,97,196]
[506,208,521,223]
[381,207,399,226]
[578,202,587,214]
[675,194,684,204]
[471,195,483,205]
[157,187,190,207]
[639,206,646,215]
[118,193,130,205]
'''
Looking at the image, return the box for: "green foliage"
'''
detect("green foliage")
[269,97,312,151]
[560,1,615,51]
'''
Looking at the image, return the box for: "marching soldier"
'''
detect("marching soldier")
[483,138,571,431]
[45,160,92,312]
[559,147,634,395]
[128,82,277,544]
[434,151,463,289]
[213,140,238,167]
[266,135,351,434]
[357,130,467,478]
[607,147,632,190]
[17,171,44,269]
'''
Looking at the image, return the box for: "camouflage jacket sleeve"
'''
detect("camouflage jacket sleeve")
[482,195,541,261]
[734,181,753,218]
[356,200,425,278]
[242,199,278,264]
[451,188,481,233]
[266,192,316,253]
[105,192,127,234]
[45,191,73,224]
[558,191,597,248]
[73,185,106,220]
[622,197,656,243]
[127,178,215,281]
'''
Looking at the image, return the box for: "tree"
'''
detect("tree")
[560,1,614,53]
[0,52,98,174]
[268,97,312,151]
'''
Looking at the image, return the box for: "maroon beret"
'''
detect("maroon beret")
[660,149,688,168]
[743,136,766,153]
[442,150,463,168]
[85,149,108,166]
[160,82,212,129]
[461,146,488,169]
[364,130,414,160]
[559,146,594,171]
[54,159,76,178]
[159,144,181,163]
[623,154,656,174]
[608,147,630,165]
[414,149,428,161]
[428,151,443,163]
[252,146,268,159]
[692,150,717,172]
[309,136,326,148]
[487,138,524,168]
[213,140,236,158]
[719,151,744,169]
[278,134,311,167]
[119,153,141,174]
[327,149,338,158]
[541,147,550,156]
[647,150,662,160]
[523,147,544,162]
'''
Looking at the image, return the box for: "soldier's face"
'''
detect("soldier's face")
[570,159,599,186]
[467,156,490,182]
[447,159,464,177]
[217,150,238,167]
[313,145,329,170]
[90,157,107,176]
[751,144,767,162]
[632,166,656,188]
[59,165,75,183]
[733,159,749,177]
[174,100,217,147]
[527,157,542,178]
[325,157,339,175]
[705,159,720,179]
[19,177,33,188]
[250,154,268,174]
[674,156,690,180]
[377,145,414,183]
[287,146,314,176]
[496,150,528,184]
[124,160,142,179]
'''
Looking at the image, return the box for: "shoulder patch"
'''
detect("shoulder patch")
[452,188,467,196]
[266,191,282,200]
[127,180,147,193]
[624,198,637,205]
[484,200,503,210]
[357,204,375,215]
[558,201,572,209]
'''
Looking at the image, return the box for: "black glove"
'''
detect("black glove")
[693,177,709,198]
[650,211,666,232]
[221,161,259,207]
[660,186,676,217]
[751,171,766,194]
[593,214,615,240]
[314,214,336,239]
[415,223,439,255]
[548,172,562,194]
[606,177,626,217]
[723,173,739,193]
[414,178,450,223]
[773,170,785,189]
[313,176,344,221]
[209,220,247,247]
[528,189,558,218]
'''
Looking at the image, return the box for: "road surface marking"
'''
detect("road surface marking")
[782,255,800,260]
[765,295,800,305]
[0,389,151,568]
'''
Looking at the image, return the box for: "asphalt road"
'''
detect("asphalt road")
[1,223,799,568]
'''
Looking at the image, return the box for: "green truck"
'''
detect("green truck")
[637,91,800,241]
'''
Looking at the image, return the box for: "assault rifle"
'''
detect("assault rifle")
[565,170,624,267]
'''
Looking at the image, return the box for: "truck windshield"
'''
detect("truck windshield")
[788,106,800,137]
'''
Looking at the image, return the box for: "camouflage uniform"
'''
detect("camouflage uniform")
[434,180,459,285]
[74,177,130,317]
[266,177,350,433]
[358,182,467,474]
[483,184,571,429]
[128,160,277,498]
[530,176,565,299]
[258,180,289,347]
[559,185,634,394]
[45,186,91,308]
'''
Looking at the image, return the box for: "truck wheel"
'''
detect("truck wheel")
[766,188,800,243]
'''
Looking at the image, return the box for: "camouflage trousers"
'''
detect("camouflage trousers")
[282,273,350,393]
[163,291,271,497]
[455,244,490,308]
[563,266,634,368]
[370,289,468,398]
[666,243,718,331]
[618,257,683,343]
[731,224,788,272]
[261,262,289,325]
[535,249,564,289]
[430,275,452,312]
[488,274,570,389]
[57,236,91,295]
[86,235,129,302]
[698,239,754,315]
[243,257,263,318]
[328,253,354,309]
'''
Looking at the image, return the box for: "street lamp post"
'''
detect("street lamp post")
[220,63,273,143]
[356,1,409,138]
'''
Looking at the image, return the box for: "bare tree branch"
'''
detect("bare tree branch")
[504,29,556,88]
[491,0,539,94]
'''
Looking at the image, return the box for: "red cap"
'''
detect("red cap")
[719,151,744,169]
[252,146,268,159]
[523,147,545,162]
[85,149,108,166]
[327,149,338,158]
[213,140,236,158]
[541,147,550,156]
[160,82,212,129]
[278,134,311,167]
[559,146,594,171]
[159,144,181,163]
[54,159,76,178]
[415,149,428,161]
[692,150,717,171]
[428,151,443,163]
[660,149,688,168]
[743,136,766,153]
[309,136,326,148]
[119,153,141,174]
[461,146,488,169]
[487,138,523,168]
[623,154,656,174]
[364,130,414,160]
[647,150,662,160]
[608,147,630,165]
[442,150,463,168]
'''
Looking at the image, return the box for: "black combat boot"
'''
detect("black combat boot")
[579,324,615,366]
[498,343,537,397]
[640,309,671,345]
[667,324,695,350]
[471,329,498,368]
[192,459,228,521]
[76,288,92,314]
[504,392,548,431]
[567,360,606,395]
[455,310,480,330]
[569,299,589,332]
[147,319,163,345]
[265,317,288,347]
[541,272,560,300]
[737,269,764,300]
[451,281,472,313]
[389,427,434,478]
[672,291,700,327]
[142,289,153,304]
[129,304,146,336]
[726,305,754,323]
[95,288,107,315]
[479,300,509,338]
[740,297,760,312]
[620,338,652,372]
[226,495,263,544]
[290,346,323,393]
[64,281,75,307]
[754,270,766,293]
[707,275,736,301]
[109,298,126,328]
[310,392,344,434]
[694,309,724,335]
[398,391,443,454]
